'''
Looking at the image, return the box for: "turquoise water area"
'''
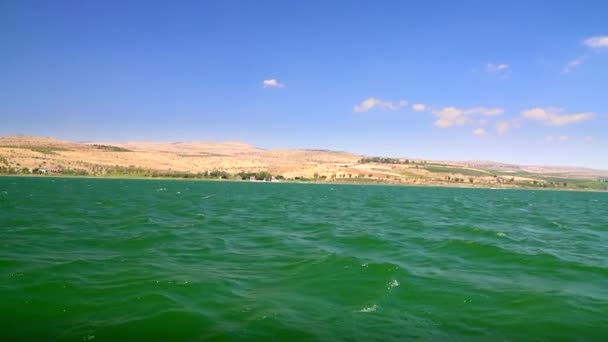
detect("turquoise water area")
[1,177,607,340]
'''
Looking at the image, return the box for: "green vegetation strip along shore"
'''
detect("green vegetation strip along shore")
[1,167,606,191]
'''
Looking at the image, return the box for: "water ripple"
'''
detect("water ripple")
[1,177,607,340]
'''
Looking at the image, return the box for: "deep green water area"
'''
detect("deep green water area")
[1,177,607,341]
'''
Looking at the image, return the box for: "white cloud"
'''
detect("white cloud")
[479,108,504,116]
[434,107,467,128]
[262,79,284,88]
[564,37,608,73]
[584,36,608,48]
[584,136,593,142]
[433,106,504,128]
[563,55,587,73]
[412,103,427,112]
[521,107,594,126]
[486,63,511,78]
[545,135,569,142]
[495,121,511,135]
[354,97,408,112]
[473,128,487,137]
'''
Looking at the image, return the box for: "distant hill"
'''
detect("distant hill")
[1,135,607,190]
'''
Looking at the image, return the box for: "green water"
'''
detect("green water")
[1,177,607,341]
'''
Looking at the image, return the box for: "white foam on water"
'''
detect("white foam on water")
[388,279,399,289]
[497,232,507,237]
[357,304,377,313]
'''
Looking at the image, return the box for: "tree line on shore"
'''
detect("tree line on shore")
[358,157,427,165]
[0,165,285,181]
[1,164,606,190]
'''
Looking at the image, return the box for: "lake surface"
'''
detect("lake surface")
[1,177,607,341]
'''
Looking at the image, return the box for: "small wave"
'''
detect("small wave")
[357,304,378,313]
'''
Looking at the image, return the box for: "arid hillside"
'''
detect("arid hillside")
[1,135,607,190]
[0,135,360,179]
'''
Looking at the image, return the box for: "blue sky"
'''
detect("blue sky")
[1,0,607,168]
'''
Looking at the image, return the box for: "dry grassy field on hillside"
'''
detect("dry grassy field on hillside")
[1,136,607,190]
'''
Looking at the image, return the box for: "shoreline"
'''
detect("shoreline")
[2,174,606,193]
[2,136,607,193]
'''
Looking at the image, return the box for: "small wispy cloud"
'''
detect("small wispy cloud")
[584,36,608,48]
[521,107,594,126]
[473,128,487,137]
[495,121,511,135]
[584,136,593,142]
[354,97,408,113]
[262,79,285,88]
[433,106,504,128]
[563,36,608,73]
[412,103,427,112]
[545,135,569,142]
[563,55,587,73]
[486,63,511,78]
